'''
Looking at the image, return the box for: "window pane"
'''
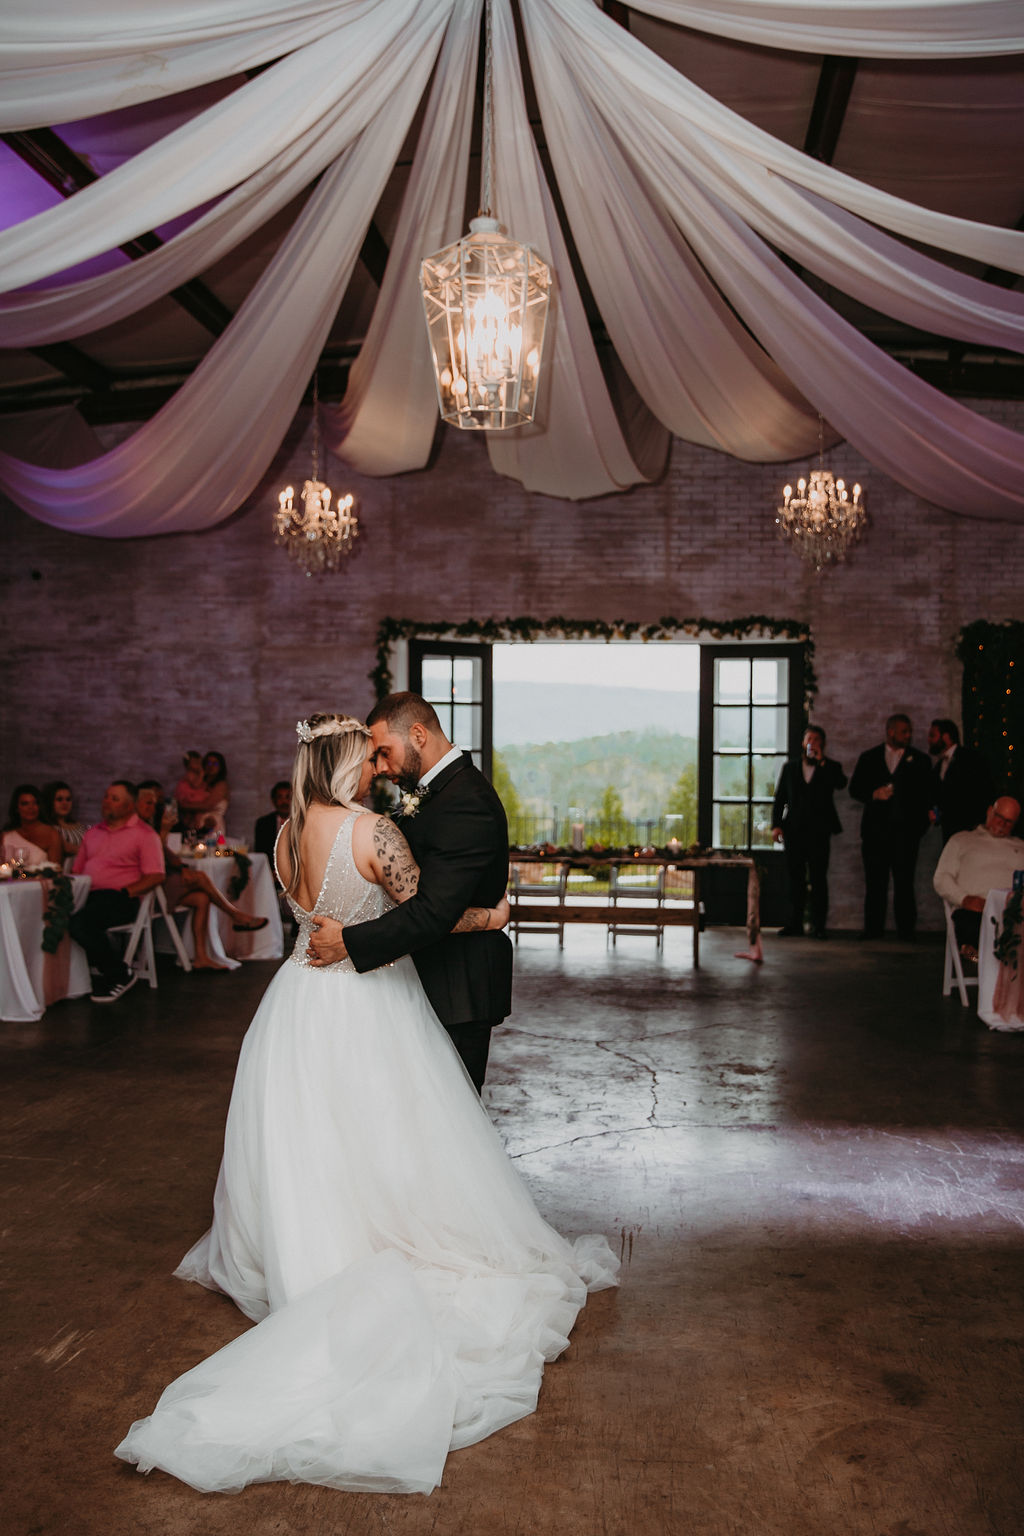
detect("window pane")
[420,657,452,702]
[714,706,750,750]
[753,754,788,798]
[714,755,750,798]
[752,707,788,752]
[452,704,480,750]
[750,804,775,847]
[714,657,751,704]
[752,657,788,704]
[714,802,748,848]
[452,656,480,703]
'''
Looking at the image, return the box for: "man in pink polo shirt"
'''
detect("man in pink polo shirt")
[71,780,165,1003]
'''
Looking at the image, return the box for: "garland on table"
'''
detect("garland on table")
[41,873,75,954]
[227,852,252,902]
[372,615,816,705]
[955,621,1022,790]
[993,886,1023,970]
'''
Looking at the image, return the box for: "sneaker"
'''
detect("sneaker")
[90,972,139,1005]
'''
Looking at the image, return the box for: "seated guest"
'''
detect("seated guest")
[70,781,165,1004]
[200,751,230,837]
[174,752,209,833]
[254,781,291,864]
[135,780,165,831]
[138,792,267,971]
[2,784,63,866]
[933,795,1024,961]
[41,781,87,859]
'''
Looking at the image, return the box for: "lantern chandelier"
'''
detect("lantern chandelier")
[275,371,358,576]
[420,0,550,431]
[776,416,865,573]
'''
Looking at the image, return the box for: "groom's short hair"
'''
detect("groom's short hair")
[367,692,444,738]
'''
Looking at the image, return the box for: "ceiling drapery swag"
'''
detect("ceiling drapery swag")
[0,0,1022,533]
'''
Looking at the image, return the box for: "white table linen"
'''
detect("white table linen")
[165,851,283,970]
[0,875,91,1022]
[978,888,1024,1031]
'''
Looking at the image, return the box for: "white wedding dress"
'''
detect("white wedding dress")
[115,812,618,1494]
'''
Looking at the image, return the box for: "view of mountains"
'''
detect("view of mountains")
[497,728,697,821]
[493,681,699,747]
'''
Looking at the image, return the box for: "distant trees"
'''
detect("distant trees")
[491,751,522,823]
[666,761,698,844]
[594,785,632,846]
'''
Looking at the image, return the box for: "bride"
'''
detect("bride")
[115,713,618,1495]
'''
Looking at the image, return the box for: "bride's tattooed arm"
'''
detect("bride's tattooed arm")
[372,817,508,933]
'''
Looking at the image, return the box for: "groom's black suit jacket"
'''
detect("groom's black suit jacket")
[343,753,513,1029]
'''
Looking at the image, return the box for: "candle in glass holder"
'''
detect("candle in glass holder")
[0,862,10,879]
[667,837,681,856]
[571,822,584,851]
[194,842,207,858]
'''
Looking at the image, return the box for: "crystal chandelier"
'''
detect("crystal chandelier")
[420,0,550,431]
[275,371,358,576]
[776,418,865,572]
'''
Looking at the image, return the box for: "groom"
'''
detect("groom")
[306,691,513,1093]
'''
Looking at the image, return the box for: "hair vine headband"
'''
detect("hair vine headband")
[296,717,371,745]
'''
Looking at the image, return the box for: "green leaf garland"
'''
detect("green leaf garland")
[41,873,75,955]
[956,621,1023,791]
[372,615,816,705]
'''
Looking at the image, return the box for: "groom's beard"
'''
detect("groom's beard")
[394,742,423,794]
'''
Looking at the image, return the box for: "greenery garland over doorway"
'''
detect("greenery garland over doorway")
[371,615,816,704]
[956,621,1023,790]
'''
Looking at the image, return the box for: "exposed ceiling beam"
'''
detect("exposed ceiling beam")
[803,56,858,164]
[2,128,234,337]
[0,350,360,424]
[30,341,115,393]
[358,222,391,288]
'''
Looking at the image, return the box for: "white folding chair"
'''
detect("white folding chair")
[608,863,666,948]
[108,886,192,989]
[942,899,978,1008]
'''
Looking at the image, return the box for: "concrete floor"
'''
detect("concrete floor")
[2,928,1023,1536]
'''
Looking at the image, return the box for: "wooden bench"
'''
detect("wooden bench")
[510,899,705,964]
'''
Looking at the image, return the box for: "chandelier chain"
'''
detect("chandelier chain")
[480,0,494,218]
[311,368,320,484]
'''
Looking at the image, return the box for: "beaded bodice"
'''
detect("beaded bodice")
[277,812,392,972]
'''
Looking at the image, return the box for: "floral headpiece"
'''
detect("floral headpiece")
[296,717,371,744]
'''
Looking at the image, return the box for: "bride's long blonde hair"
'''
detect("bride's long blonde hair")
[284,713,372,895]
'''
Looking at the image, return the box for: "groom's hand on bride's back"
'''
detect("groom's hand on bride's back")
[307,915,348,966]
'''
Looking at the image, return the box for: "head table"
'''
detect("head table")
[0,874,92,1022]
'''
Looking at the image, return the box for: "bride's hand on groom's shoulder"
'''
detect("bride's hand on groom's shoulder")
[307,915,348,966]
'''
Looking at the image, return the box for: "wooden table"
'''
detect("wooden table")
[508,853,761,967]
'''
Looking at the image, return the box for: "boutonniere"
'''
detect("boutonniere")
[398,788,429,819]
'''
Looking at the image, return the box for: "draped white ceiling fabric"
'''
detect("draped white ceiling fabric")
[0,0,1022,532]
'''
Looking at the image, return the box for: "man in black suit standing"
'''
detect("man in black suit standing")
[253,781,292,864]
[306,693,512,1094]
[771,725,847,939]
[849,712,933,940]
[927,718,994,843]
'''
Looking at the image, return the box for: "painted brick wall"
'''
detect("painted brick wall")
[2,403,1021,931]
